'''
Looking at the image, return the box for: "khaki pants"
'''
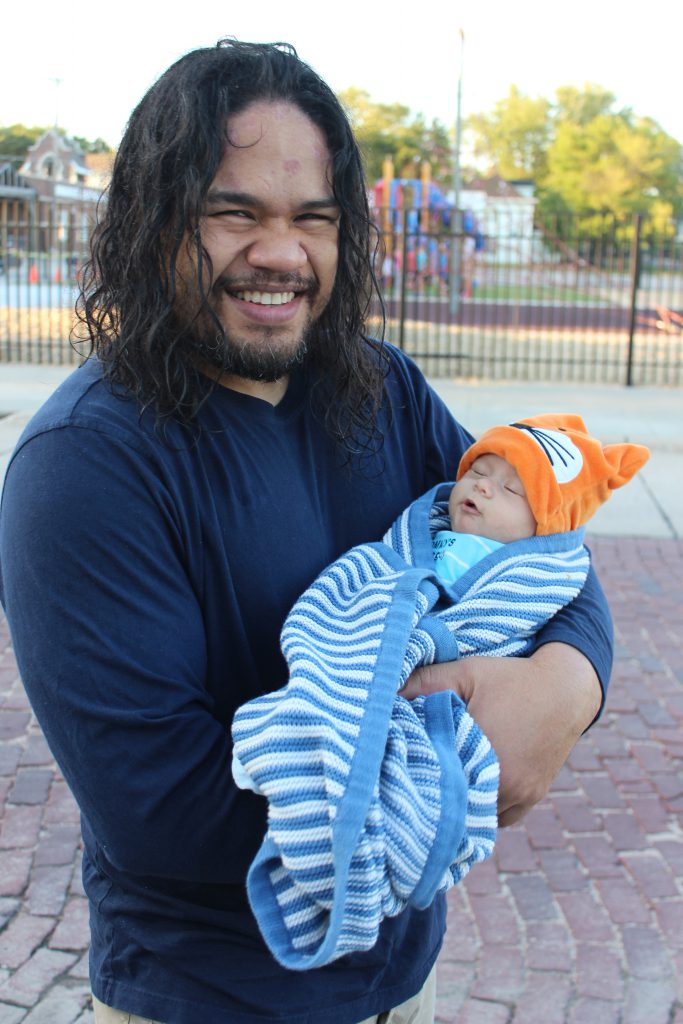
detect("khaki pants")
[357,966,436,1024]
[92,968,436,1024]
[92,996,162,1024]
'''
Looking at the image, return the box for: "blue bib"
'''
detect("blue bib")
[432,529,504,583]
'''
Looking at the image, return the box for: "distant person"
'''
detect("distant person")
[462,233,476,297]
[381,252,393,291]
[0,41,613,1024]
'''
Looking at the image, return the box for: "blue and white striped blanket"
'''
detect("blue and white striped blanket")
[231,484,590,969]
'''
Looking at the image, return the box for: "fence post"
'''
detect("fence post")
[398,209,408,351]
[625,212,643,387]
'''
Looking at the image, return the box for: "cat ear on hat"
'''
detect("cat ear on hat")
[602,443,650,490]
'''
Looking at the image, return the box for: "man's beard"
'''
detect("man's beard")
[179,272,322,382]
[194,319,314,382]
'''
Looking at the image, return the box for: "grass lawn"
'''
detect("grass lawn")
[469,283,599,303]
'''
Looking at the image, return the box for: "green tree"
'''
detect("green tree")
[0,125,113,167]
[0,124,46,165]
[467,85,552,180]
[554,83,617,126]
[467,83,683,238]
[339,87,452,188]
[538,110,683,232]
[72,135,113,154]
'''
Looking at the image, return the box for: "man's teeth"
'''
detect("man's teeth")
[236,291,296,305]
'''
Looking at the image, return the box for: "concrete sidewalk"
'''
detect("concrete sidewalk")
[437,533,683,1023]
[0,364,682,1023]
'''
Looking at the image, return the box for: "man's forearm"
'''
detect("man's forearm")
[402,642,602,826]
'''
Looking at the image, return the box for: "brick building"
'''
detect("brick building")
[1,130,113,280]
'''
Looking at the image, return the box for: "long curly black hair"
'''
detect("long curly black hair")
[76,39,389,451]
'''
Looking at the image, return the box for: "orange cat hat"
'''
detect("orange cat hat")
[457,414,650,536]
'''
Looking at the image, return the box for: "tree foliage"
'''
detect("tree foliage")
[337,80,683,235]
[0,124,46,163]
[554,84,616,126]
[467,85,552,181]
[71,135,113,154]
[0,124,113,166]
[467,83,683,233]
[540,112,683,224]
[338,88,452,188]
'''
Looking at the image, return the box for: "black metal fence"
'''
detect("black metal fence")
[0,196,94,365]
[1,200,682,386]
[368,207,683,386]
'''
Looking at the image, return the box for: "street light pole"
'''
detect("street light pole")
[449,29,465,317]
[50,77,63,130]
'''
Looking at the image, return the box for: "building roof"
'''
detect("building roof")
[16,129,112,198]
[462,174,536,199]
[84,151,115,175]
[0,162,36,199]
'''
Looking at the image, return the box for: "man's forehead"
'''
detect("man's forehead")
[205,101,336,208]
[223,99,330,156]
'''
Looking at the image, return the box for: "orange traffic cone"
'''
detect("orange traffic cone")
[29,263,39,284]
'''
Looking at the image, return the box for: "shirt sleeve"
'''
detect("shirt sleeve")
[0,425,261,884]
[525,556,614,716]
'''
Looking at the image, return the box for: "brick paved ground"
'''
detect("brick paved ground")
[437,536,683,1024]
[0,535,682,1023]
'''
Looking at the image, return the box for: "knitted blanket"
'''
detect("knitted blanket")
[231,484,590,969]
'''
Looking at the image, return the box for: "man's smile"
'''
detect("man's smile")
[235,290,297,305]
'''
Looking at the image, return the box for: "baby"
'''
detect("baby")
[432,413,650,583]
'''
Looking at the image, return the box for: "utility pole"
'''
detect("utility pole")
[449,29,465,317]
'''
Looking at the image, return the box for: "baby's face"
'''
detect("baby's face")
[448,453,537,543]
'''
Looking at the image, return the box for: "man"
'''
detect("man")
[0,41,611,1024]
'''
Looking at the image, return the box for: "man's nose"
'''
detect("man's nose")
[245,226,308,273]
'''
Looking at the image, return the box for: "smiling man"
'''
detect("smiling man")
[0,40,612,1024]
[176,100,341,400]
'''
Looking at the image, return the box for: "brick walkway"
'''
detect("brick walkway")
[1,536,682,1023]
[437,537,683,1024]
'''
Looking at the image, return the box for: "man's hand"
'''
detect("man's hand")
[400,643,602,826]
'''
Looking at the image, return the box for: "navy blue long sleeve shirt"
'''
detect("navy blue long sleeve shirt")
[0,349,612,1023]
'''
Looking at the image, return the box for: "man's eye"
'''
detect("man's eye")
[210,209,252,220]
[296,212,338,225]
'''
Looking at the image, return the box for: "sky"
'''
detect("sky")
[2,0,682,152]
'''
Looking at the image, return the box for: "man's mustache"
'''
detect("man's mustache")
[211,273,318,294]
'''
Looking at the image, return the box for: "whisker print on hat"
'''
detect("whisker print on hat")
[511,423,583,477]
